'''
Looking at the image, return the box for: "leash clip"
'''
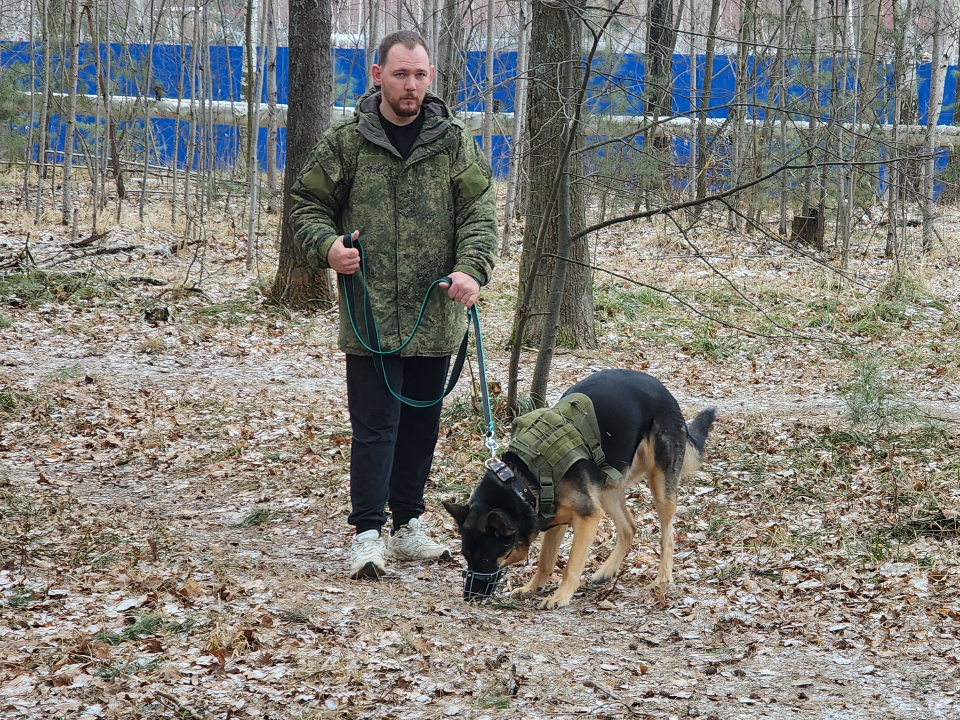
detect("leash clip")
[484,434,499,460]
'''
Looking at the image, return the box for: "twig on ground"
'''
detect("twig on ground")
[45,245,141,266]
[154,690,202,719]
[66,231,111,248]
[158,285,210,301]
[156,238,202,257]
[110,275,169,287]
[581,678,649,717]
[596,569,624,602]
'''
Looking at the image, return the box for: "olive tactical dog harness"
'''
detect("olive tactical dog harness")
[507,393,622,520]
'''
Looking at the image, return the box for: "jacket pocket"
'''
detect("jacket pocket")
[452,162,490,205]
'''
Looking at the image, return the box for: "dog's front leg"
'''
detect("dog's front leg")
[518,525,564,595]
[542,511,602,609]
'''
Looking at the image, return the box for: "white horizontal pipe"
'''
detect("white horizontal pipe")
[20,94,960,147]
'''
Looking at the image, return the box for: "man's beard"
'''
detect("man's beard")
[387,93,421,118]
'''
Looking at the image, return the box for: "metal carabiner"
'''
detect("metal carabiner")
[484,434,499,464]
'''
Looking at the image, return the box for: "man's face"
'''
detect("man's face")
[372,44,435,124]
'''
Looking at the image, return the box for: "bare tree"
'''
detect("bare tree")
[694,0,720,208]
[265,0,280,213]
[513,0,596,357]
[367,0,382,83]
[886,0,914,260]
[61,0,80,226]
[271,0,334,306]
[500,0,530,257]
[922,0,949,252]
[435,0,464,108]
[34,0,52,224]
[481,0,495,163]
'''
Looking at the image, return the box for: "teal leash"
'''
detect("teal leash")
[340,235,497,453]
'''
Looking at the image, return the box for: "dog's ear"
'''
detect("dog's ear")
[486,509,516,541]
[442,499,469,527]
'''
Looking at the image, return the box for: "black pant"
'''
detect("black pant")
[345,354,450,536]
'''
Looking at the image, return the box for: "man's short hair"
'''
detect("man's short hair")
[377,30,429,66]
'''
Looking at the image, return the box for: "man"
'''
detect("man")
[289,30,498,580]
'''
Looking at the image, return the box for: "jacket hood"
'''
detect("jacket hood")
[354,89,455,155]
[356,89,451,120]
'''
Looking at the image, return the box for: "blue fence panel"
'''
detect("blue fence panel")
[918,61,959,125]
[2,42,959,177]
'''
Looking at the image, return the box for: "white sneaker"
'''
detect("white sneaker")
[385,518,452,561]
[349,530,386,580]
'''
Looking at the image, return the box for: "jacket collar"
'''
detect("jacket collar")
[355,90,454,157]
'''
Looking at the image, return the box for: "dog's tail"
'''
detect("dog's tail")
[681,407,717,477]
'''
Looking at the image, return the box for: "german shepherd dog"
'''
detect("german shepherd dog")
[443,369,716,608]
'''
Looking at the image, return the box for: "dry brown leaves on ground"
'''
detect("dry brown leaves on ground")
[2,187,960,719]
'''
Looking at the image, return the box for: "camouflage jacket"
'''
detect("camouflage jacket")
[288,90,498,357]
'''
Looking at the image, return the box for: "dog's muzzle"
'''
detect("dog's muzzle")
[462,567,507,601]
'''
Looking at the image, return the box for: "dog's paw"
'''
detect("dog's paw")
[653,574,673,589]
[590,570,615,586]
[649,579,675,604]
[540,593,572,610]
[517,579,542,595]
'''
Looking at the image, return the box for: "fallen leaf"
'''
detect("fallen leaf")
[177,580,204,598]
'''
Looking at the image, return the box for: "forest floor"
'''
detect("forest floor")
[2,178,960,720]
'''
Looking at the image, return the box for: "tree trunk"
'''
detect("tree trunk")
[23,0,35,211]
[514,0,596,351]
[266,0,279,213]
[271,0,334,306]
[695,0,720,207]
[686,0,696,200]
[499,0,530,257]
[728,0,754,230]
[858,0,882,113]
[802,0,821,215]
[840,0,857,267]
[481,0,495,163]
[35,0,52,224]
[367,0,381,85]
[646,0,676,122]
[777,0,795,236]
[61,0,80,225]
[528,5,579,405]
[922,0,948,253]
[436,0,464,109]
[84,0,125,204]
[246,0,267,270]
[424,0,438,64]
[138,0,157,223]
[886,0,912,260]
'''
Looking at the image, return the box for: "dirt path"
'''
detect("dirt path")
[3,223,960,719]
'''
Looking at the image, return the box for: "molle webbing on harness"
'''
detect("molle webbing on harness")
[507,393,622,520]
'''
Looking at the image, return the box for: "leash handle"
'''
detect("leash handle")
[339,235,492,427]
[340,236,449,358]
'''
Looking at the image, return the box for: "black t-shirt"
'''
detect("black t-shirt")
[378,106,425,160]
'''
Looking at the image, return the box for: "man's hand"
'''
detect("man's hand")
[440,271,480,308]
[327,231,361,274]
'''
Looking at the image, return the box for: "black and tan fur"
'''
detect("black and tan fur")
[444,369,716,609]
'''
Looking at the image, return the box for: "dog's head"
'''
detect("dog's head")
[443,468,534,600]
